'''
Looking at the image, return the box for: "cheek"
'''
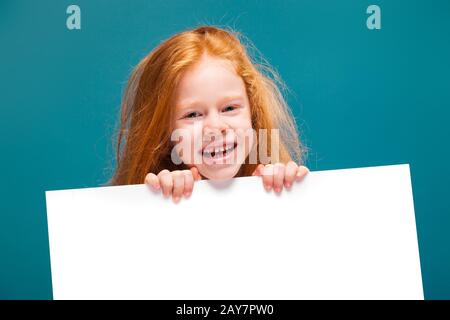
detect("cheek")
[172,126,202,163]
[230,112,253,130]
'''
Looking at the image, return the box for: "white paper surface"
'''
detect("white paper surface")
[45,164,423,300]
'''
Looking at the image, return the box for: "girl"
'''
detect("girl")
[108,25,309,202]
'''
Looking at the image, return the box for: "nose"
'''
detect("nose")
[203,110,229,139]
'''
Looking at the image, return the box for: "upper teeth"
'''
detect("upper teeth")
[203,144,234,155]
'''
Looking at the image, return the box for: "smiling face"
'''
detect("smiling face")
[171,53,254,180]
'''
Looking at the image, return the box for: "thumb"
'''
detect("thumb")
[252,164,264,176]
[190,166,202,181]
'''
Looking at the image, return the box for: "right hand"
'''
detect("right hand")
[144,167,202,203]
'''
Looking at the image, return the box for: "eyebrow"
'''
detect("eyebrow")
[176,94,245,110]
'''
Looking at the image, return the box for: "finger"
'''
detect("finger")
[158,170,173,198]
[252,164,264,176]
[262,164,274,191]
[171,171,185,203]
[296,165,310,181]
[284,161,298,189]
[183,170,194,197]
[190,166,202,181]
[144,173,160,191]
[273,163,285,193]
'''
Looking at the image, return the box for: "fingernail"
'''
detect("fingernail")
[265,184,272,191]
[275,187,281,193]
[173,196,180,203]
[285,182,292,188]
[152,184,160,190]
[184,191,191,198]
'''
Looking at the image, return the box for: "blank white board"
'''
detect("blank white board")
[45,164,423,299]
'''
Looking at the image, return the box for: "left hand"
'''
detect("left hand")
[252,161,309,193]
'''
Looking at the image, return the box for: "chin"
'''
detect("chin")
[199,164,241,180]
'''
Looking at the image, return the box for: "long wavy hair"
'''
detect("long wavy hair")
[107,25,304,186]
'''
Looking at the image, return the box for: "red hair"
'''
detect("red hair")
[108,25,304,186]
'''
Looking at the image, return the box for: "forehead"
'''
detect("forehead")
[173,55,247,108]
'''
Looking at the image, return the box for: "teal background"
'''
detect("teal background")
[1,0,449,299]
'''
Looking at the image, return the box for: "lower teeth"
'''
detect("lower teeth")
[207,147,233,158]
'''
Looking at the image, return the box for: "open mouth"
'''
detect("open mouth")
[201,142,237,160]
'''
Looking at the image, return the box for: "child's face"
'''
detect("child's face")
[172,53,254,180]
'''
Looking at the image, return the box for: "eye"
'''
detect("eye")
[222,105,238,112]
[183,111,202,119]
